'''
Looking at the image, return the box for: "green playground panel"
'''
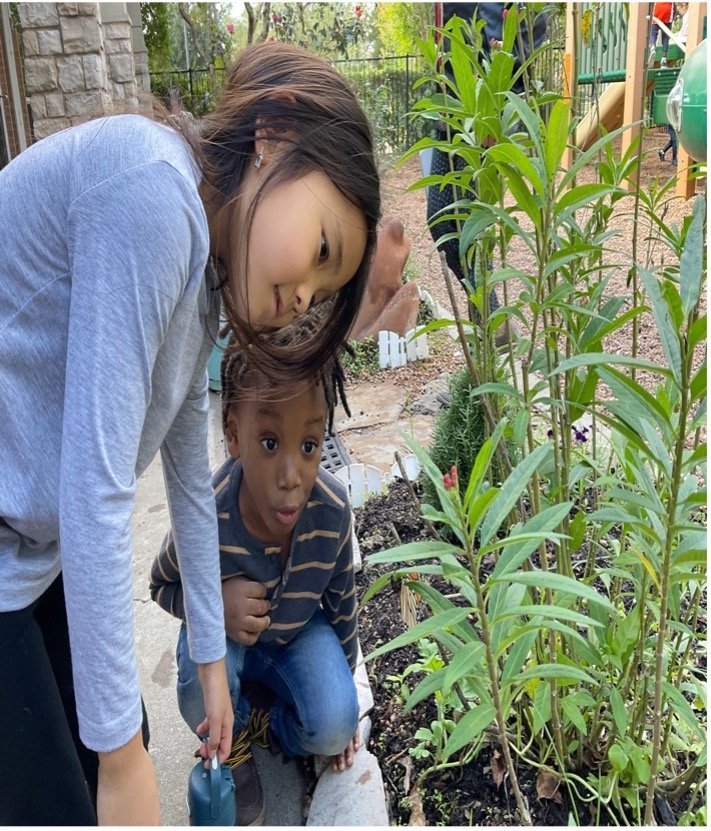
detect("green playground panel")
[651,66,682,125]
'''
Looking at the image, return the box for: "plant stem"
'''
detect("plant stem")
[469,556,532,824]
[643,358,692,824]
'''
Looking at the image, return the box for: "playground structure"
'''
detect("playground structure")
[562,2,707,198]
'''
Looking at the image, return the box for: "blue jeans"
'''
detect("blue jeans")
[176,608,358,759]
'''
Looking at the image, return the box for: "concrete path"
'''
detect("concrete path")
[132,390,394,826]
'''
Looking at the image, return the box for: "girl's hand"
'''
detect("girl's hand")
[97,728,160,825]
[222,577,271,645]
[330,728,360,772]
[196,659,233,765]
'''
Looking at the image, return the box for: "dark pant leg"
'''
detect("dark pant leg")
[0,577,97,825]
[426,140,500,313]
[0,575,150,825]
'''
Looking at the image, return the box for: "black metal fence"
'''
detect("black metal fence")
[150,54,431,157]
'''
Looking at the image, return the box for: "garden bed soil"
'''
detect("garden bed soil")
[354,481,695,826]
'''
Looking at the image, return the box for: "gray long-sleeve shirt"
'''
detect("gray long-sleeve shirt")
[0,114,226,752]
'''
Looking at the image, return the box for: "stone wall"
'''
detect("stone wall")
[18,2,150,140]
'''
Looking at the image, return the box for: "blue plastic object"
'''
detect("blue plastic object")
[187,755,236,826]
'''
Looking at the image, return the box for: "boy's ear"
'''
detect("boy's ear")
[225,410,241,460]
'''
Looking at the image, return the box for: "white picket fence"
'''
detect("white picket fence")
[377,327,429,369]
[334,454,421,508]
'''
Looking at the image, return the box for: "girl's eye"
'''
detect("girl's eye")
[318,234,329,263]
[261,437,278,452]
[303,439,319,455]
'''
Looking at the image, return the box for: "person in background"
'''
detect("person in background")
[676,1,689,47]
[649,1,674,66]
[0,42,379,825]
[426,3,547,343]
[150,315,359,826]
[659,125,679,165]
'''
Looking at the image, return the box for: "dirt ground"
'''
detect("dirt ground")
[350,129,704,826]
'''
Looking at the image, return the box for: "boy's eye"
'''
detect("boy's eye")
[302,439,319,455]
[261,437,278,452]
[318,234,329,263]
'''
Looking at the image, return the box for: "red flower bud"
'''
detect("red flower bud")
[226,22,235,34]
[502,8,509,18]
[271,12,281,23]
[355,4,363,17]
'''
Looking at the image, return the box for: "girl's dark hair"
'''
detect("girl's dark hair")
[220,303,350,436]
[176,42,380,383]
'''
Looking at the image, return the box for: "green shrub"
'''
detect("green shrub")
[425,367,486,506]
[341,337,380,380]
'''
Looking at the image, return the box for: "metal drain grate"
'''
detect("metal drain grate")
[320,431,351,472]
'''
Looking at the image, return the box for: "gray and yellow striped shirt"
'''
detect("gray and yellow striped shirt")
[150,457,358,672]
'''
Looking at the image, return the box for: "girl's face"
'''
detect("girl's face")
[223,170,367,328]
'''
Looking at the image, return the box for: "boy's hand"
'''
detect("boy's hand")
[222,577,271,644]
[330,727,360,772]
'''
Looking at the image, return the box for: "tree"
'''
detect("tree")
[374,2,433,56]
[243,2,368,59]
[140,2,172,72]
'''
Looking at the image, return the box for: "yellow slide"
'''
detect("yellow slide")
[574,81,626,150]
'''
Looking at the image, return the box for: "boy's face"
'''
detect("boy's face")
[225,381,327,548]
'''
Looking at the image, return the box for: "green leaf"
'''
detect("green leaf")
[609,742,629,773]
[561,697,588,735]
[442,703,496,759]
[486,144,545,198]
[497,167,541,231]
[512,662,598,686]
[638,267,682,385]
[662,680,706,740]
[493,571,616,613]
[552,352,673,379]
[479,442,552,546]
[609,687,628,736]
[364,608,472,662]
[556,183,618,216]
[366,541,462,567]
[596,366,674,446]
[443,641,485,696]
[680,196,705,318]
[545,98,571,180]
[501,629,538,686]
[404,667,448,712]
[491,603,604,631]
[492,502,574,578]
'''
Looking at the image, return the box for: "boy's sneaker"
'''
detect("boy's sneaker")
[225,727,265,826]
[660,57,668,67]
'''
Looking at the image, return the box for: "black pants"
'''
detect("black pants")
[426,138,500,314]
[0,574,149,825]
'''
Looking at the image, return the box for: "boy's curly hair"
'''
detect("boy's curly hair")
[220,302,350,436]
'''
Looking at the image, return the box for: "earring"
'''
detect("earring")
[254,148,264,169]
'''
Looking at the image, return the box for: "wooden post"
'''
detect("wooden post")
[621,1,650,191]
[676,2,706,199]
[561,2,577,171]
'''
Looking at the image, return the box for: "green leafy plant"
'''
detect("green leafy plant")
[362,8,706,825]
